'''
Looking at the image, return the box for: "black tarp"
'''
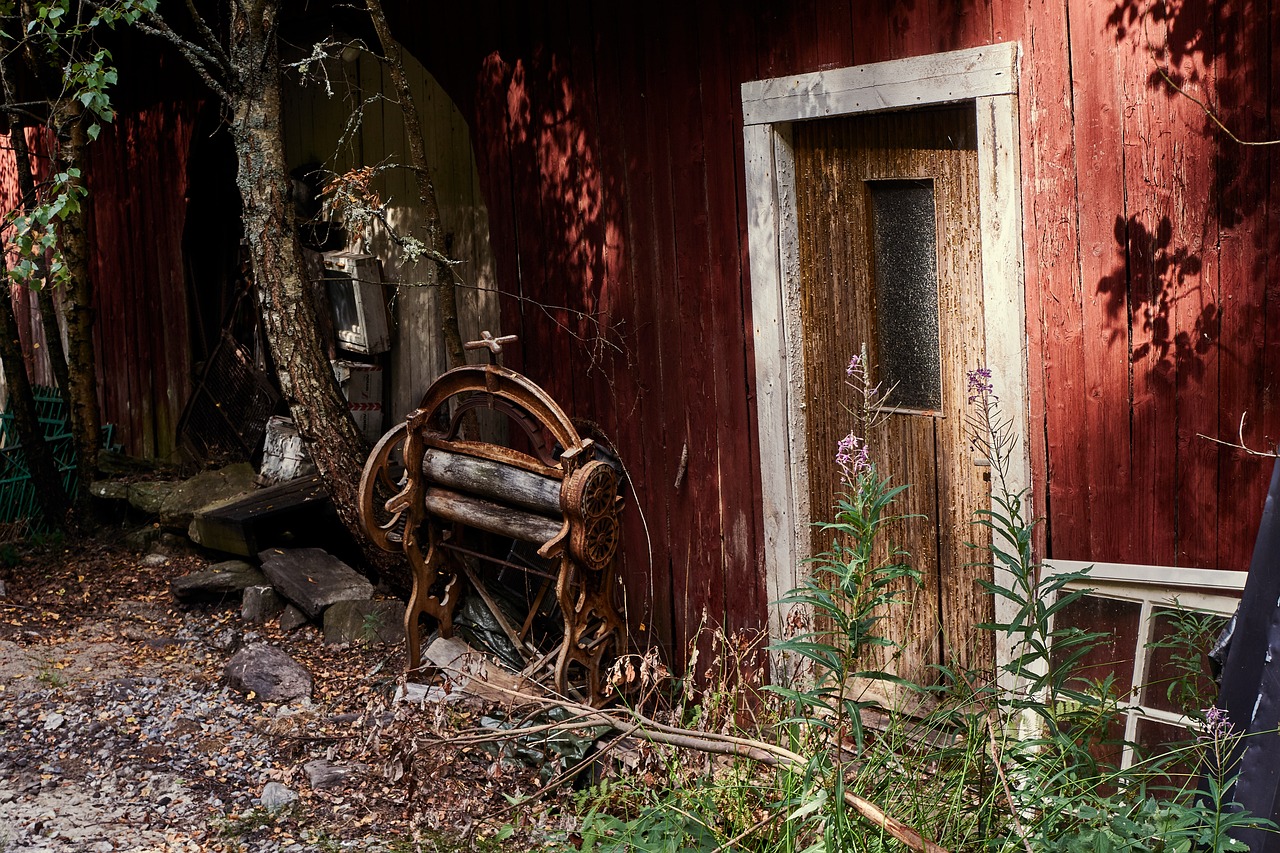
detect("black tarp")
[1214,455,1280,848]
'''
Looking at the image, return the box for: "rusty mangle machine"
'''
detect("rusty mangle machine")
[358,333,625,704]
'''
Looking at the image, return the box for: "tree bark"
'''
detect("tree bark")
[0,261,70,527]
[10,125,74,405]
[226,0,404,587]
[54,100,101,479]
[364,0,467,370]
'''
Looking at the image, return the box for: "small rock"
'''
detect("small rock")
[123,524,163,551]
[259,548,373,620]
[323,599,404,646]
[224,644,312,702]
[170,560,266,603]
[43,713,65,731]
[209,627,241,653]
[141,553,169,568]
[278,605,308,632]
[258,781,298,812]
[241,586,284,624]
[0,579,6,597]
[302,759,362,791]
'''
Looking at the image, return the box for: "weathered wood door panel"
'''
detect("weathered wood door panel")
[793,106,993,689]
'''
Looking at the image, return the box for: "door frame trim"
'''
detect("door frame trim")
[741,43,1029,670]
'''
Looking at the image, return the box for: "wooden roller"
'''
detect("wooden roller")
[422,448,560,516]
[420,486,561,545]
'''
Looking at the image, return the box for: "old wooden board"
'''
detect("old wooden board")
[188,474,334,557]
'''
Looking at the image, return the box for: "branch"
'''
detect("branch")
[428,662,950,853]
[1140,3,1280,147]
[183,0,228,69]
[1197,412,1278,458]
[126,10,231,101]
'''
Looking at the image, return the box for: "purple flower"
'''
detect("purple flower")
[1203,706,1232,739]
[836,431,870,482]
[967,367,997,404]
[846,354,862,378]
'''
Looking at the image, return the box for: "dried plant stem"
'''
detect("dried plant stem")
[432,666,949,853]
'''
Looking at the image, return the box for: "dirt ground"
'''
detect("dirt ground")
[0,532,572,852]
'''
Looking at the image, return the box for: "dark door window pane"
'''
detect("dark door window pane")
[868,180,942,411]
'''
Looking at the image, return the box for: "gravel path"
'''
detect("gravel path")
[0,547,411,853]
[0,542,557,853]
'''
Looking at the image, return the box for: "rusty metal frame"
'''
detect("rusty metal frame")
[358,349,625,704]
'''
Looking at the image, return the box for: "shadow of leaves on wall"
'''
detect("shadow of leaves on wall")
[1097,215,1218,392]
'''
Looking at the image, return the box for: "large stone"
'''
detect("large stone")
[126,481,177,515]
[224,644,312,702]
[323,599,404,646]
[123,524,163,551]
[89,480,129,501]
[170,560,266,603]
[159,463,256,529]
[258,548,373,621]
[241,586,284,624]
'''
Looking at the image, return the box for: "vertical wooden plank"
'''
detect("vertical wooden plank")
[1112,8,1180,569]
[1210,3,1266,573]
[977,93,1031,680]
[657,4,724,661]
[1017,0,1072,562]
[744,124,789,634]
[608,1,678,654]
[698,0,766,639]
[1163,0,1219,568]
[1069,0,1128,564]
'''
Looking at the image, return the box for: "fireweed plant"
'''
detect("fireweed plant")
[567,355,1268,852]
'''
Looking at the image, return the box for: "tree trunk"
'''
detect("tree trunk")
[0,265,70,528]
[227,0,404,587]
[55,101,101,480]
[364,0,467,371]
[10,123,73,403]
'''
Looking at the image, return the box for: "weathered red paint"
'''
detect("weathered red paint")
[388,0,1280,660]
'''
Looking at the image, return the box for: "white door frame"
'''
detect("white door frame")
[741,43,1029,671]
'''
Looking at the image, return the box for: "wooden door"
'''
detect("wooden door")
[793,106,993,692]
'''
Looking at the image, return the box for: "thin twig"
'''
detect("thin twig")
[1140,2,1280,147]
[1197,412,1278,458]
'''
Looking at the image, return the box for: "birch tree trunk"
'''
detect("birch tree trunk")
[56,104,102,479]
[226,0,403,586]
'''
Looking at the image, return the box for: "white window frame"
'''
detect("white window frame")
[1044,560,1244,768]
[741,43,1029,672]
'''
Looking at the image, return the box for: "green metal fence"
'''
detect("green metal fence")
[0,386,114,539]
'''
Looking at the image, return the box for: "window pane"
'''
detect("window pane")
[1141,607,1228,717]
[868,180,942,411]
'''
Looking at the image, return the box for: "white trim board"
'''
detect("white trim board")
[741,43,1029,669]
[1043,560,1247,595]
[742,43,1019,127]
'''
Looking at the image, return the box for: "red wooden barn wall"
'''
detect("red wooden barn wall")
[390,0,1280,657]
[84,104,196,461]
[0,105,193,460]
